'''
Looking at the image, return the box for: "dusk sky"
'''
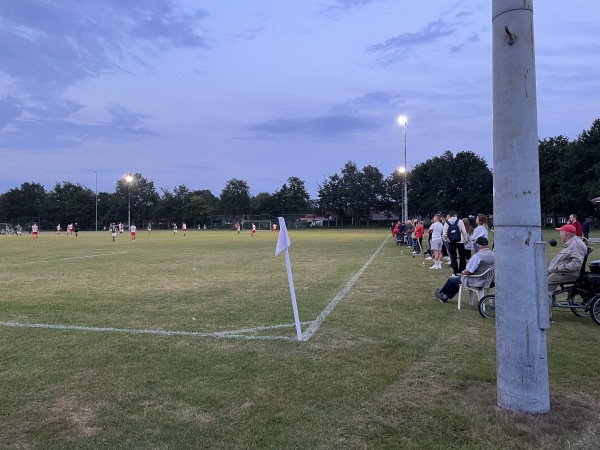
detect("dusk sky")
[1,1,598,197]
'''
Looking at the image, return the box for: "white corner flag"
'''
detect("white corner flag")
[275,217,302,341]
[275,217,291,256]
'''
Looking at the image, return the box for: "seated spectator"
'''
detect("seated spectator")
[547,223,588,321]
[434,237,494,303]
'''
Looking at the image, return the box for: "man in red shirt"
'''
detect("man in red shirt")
[568,214,583,238]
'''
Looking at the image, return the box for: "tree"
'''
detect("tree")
[538,135,571,220]
[0,182,47,225]
[219,179,251,217]
[409,151,493,218]
[46,182,95,229]
[272,177,311,215]
[183,195,213,226]
[250,192,276,216]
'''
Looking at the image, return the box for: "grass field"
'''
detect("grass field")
[1,228,599,449]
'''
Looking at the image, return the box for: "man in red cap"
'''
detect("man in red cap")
[547,224,588,321]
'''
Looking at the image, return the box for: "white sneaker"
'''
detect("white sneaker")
[425,256,432,260]
[444,256,450,261]
[430,265,437,269]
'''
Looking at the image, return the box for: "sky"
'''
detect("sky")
[1,1,599,198]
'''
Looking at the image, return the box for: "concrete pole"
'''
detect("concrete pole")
[492,0,550,413]
[403,122,408,223]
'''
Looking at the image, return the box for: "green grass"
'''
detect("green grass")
[1,229,599,449]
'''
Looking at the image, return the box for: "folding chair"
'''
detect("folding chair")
[457,267,495,310]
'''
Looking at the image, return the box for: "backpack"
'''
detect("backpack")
[447,220,461,243]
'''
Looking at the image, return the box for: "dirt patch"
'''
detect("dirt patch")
[458,382,600,449]
[50,395,104,439]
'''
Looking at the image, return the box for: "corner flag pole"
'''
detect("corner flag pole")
[275,217,303,341]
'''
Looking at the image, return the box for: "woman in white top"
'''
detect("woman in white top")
[428,214,445,269]
[471,214,489,254]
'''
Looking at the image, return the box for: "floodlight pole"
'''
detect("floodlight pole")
[493,0,549,413]
[94,172,98,232]
[397,115,408,222]
[125,174,133,230]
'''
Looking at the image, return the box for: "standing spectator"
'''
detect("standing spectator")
[392,221,400,242]
[568,214,583,238]
[74,223,79,237]
[582,218,591,240]
[547,224,588,321]
[413,220,424,256]
[130,223,137,240]
[31,222,39,240]
[56,224,61,235]
[472,214,489,254]
[428,214,444,269]
[405,220,415,249]
[462,218,474,260]
[442,211,469,276]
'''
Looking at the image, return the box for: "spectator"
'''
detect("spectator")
[413,220,424,255]
[428,214,444,269]
[567,214,583,238]
[442,211,469,276]
[547,224,588,321]
[582,218,591,240]
[462,218,474,260]
[472,214,489,254]
[435,237,495,303]
[405,220,415,248]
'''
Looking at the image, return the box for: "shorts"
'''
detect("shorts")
[430,238,443,251]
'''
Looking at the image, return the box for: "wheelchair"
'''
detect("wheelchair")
[479,245,600,325]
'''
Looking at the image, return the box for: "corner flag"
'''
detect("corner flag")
[274,216,302,340]
[275,217,291,256]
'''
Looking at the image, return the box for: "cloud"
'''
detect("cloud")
[246,114,380,139]
[0,96,23,129]
[449,32,481,54]
[0,0,209,94]
[0,101,156,150]
[0,0,203,151]
[319,0,380,18]
[367,20,457,65]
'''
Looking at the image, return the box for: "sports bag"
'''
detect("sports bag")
[447,220,461,243]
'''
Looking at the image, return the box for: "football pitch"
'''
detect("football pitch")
[1,229,600,449]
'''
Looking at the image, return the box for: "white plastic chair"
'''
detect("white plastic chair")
[457,267,495,310]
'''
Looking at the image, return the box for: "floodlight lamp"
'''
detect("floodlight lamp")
[397,115,407,126]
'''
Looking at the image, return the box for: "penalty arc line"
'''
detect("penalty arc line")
[301,236,388,341]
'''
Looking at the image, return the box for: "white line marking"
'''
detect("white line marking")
[0,321,299,341]
[301,236,388,341]
[10,252,128,266]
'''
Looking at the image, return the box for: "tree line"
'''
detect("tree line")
[1,118,598,229]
